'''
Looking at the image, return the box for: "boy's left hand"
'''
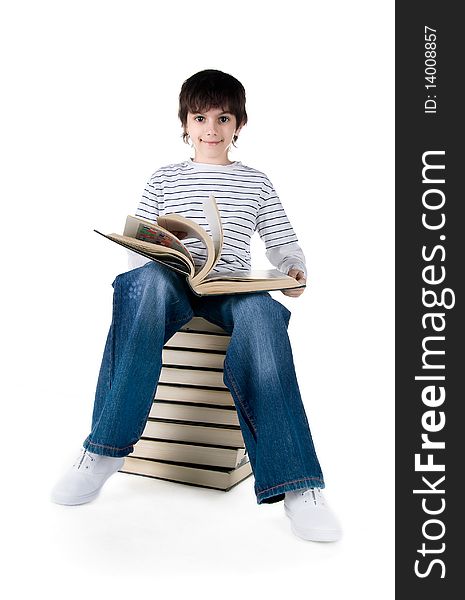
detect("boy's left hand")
[281,269,306,297]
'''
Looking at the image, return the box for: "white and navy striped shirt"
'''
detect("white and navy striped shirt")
[128,159,307,277]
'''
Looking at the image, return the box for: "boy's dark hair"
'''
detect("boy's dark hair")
[178,69,247,146]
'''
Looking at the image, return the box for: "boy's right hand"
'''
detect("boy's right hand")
[281,269,306,297]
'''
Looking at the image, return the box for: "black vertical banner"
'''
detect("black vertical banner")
[396,2,463,596]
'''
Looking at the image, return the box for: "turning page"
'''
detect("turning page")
[202,194,224,271]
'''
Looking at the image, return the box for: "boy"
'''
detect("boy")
[51,69,342,543]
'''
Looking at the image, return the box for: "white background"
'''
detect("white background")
[1,1,394,598]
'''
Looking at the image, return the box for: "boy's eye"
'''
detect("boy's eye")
[193,115,230,123]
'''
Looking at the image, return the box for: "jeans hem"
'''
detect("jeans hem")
[83,437,135,458]
[256,477,325,505]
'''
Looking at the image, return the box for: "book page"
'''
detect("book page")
[123,216,193,263]
[94,230,194,276]
[202,194,223,270]
[156,214,210,249]
[157,213,216,283]
[192,269,305,296]
[202,268,297,282]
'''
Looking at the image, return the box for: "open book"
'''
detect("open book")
[94,195,305,297]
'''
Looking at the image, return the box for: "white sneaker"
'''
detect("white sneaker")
[284,488,342,542]
[51,448,124,506]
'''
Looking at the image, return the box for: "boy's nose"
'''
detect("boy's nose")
[204,121,218,135]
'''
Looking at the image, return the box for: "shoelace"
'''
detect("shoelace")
[72,449,96,471]
[301,488,327,506]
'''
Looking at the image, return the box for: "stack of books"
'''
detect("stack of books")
[119,317,252,491]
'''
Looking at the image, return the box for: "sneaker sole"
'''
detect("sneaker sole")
[284,505,342,542]
[51,488,101,506]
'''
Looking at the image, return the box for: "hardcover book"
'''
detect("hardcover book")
[141,418,245,448]
[94,194,305,296]
[154,384,235,407]
[129,437,247,469]
[120,455,252,491]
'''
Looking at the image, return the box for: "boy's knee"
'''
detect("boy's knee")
[112,261,183,298]
[233,293,291,328]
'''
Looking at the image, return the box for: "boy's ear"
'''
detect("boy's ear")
[235,121,245,136]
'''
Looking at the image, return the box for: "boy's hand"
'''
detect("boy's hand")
[281,269,306,297]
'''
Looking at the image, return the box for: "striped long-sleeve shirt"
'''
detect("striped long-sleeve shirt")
[128,159,307,277]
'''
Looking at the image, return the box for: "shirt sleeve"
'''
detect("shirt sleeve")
[255,177,307,278]
[127,171,162,271]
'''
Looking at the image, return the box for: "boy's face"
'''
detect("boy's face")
[185,107,243,165]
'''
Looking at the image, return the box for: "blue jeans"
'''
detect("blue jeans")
[83,262,324,504]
